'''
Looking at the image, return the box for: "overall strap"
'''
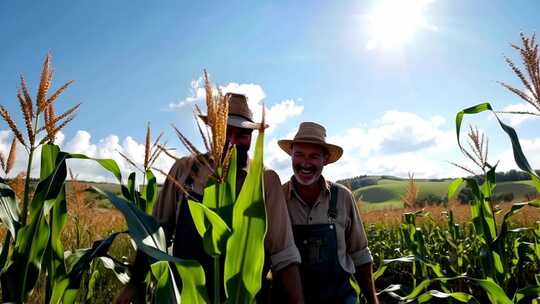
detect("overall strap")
[327,183,338,222]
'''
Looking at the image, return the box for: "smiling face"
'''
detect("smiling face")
[292,142,329,186]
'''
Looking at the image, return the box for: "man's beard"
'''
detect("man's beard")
[293,164,322,186]
[236,145,249,168]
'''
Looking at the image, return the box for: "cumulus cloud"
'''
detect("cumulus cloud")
[0,129,179,184]
[494,137,540,172]
[499,102,540,126]
[167,78,206,110]
[167,79,304,135]
[265,111,457,181]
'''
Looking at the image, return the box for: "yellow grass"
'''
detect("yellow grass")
[361,200,540,228]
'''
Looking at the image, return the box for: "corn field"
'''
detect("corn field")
[1,33,540,303]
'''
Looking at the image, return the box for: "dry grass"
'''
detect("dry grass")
[62,173,127,251]
[401,173,418,208]
[361,199,540,228]
[8,172,26,202]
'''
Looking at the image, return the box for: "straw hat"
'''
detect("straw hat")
[199,93,262,129]
[278,122,343,164]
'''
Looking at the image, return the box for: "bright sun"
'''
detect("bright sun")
[366,0,436,50]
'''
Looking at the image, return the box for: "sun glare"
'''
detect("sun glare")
[366,0,436,50]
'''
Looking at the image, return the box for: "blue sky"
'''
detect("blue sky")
[1,0,539,182]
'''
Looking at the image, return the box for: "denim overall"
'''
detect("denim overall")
[292,185,357,304]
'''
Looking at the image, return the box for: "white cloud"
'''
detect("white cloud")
[265,111,457,181]
[168,77,206,110]
[265,99,304,134]
[499,102,540,126]
[0,129,179,184]
[495,137,540,173]
[168,79,304,135]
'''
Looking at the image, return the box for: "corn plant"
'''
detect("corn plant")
[373,33,540,303]
[0,54,178,303]
[163,71,268,304]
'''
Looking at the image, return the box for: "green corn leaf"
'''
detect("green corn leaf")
[203,182,218,209]
[68,231,125,276]
[41,145,68,302]
[474,278,512,304]
[201,149,237,227]
[49,231,125,304]
[150,261,181,303]
[418,290,474,303]
[45,184,69,302]
[0,181,20,239]
[188,200,231,256]
[455,102,540,191]
[379,275,511,304]
[176,259,210,304]
[1,144,69,302]
[447,178,464,199]
[85,264,100,301]
[373,263,388,282]
[67,153,131,199]
[0,234,11,271]
[227,147,237,206]
[97,188,180,262]
[127,172,137,200]
[219,147,237,226]
[144,169,158,214]
[513,286,540,303]
[224,131,267,303]
[67,153,123,182]
[98,256,130,284]
[382,255,417,264]
[1,206,50,302]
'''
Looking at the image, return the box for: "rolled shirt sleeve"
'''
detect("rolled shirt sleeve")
[344,188,373,266]
[263,169,302,272]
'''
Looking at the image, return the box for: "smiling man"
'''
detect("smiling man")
[277,122,378,304]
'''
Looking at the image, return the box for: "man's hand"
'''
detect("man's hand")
[114,282,144,304]
[354,262,379,304]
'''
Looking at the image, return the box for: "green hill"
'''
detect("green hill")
[68,176,538,211]
[351,177,538,211]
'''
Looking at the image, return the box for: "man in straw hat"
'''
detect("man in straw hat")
[116,93,304,304]
[276,122,378,304]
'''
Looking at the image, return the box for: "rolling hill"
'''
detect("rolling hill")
[348,177,538,211]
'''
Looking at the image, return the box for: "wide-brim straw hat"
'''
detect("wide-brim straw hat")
[199,93,262,129]
[278,122,343,164]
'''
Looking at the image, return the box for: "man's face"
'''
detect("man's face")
[226,126,252,168]
[292,142,328,186]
